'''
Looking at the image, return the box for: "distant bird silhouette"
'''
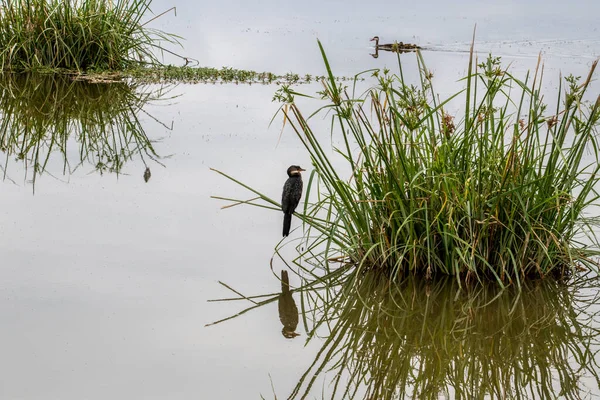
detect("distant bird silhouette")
[281,165,305,237]
[278,270,299,339]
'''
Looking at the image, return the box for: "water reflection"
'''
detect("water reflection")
[370,46,420,59]
[143,166,152,183]
[279,270,300,339]
[0,73,171,189]
[287,275,600,399]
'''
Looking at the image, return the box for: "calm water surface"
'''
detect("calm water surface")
[1,1,600,399]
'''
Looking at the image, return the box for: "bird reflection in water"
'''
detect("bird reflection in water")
[370,46,420,58]
[143,167,151,182]
[278,270,300,339]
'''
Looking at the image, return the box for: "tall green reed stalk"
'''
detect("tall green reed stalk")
[215,42,600,287]
[0,0,178,71]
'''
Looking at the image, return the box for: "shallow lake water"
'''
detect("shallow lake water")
[1,1,600,399]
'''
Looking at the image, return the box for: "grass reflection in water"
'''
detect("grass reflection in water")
[209,268,600,398]
[0,73,170,189]
[289,274,600,399]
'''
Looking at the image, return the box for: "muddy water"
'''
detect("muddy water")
[1,1,600,398]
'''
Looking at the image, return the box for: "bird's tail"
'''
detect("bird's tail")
[281,270,290,294]
[283,213,292,237]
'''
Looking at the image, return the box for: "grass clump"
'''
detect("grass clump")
[0,0,178,72]
[216,41,600,287]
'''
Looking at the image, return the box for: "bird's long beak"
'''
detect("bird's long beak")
[299,168,306,172]
[370,37,376,41]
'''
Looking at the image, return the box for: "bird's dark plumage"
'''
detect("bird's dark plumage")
[282,165,305,237]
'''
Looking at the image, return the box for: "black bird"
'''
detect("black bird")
[278,270,299,339]
[281,165,305,237]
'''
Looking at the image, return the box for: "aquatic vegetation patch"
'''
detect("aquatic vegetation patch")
[0,0,178,71]
[124,65,351,85]
[209,42,600,400]
[60,66,351,85]
[216,41,600,287]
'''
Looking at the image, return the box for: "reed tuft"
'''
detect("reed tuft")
[216,42,600,287]
[0,0,178,71]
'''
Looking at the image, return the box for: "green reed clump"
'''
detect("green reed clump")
[215,41,600,287]
[277,43,600,287]
[0,0,178,71]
